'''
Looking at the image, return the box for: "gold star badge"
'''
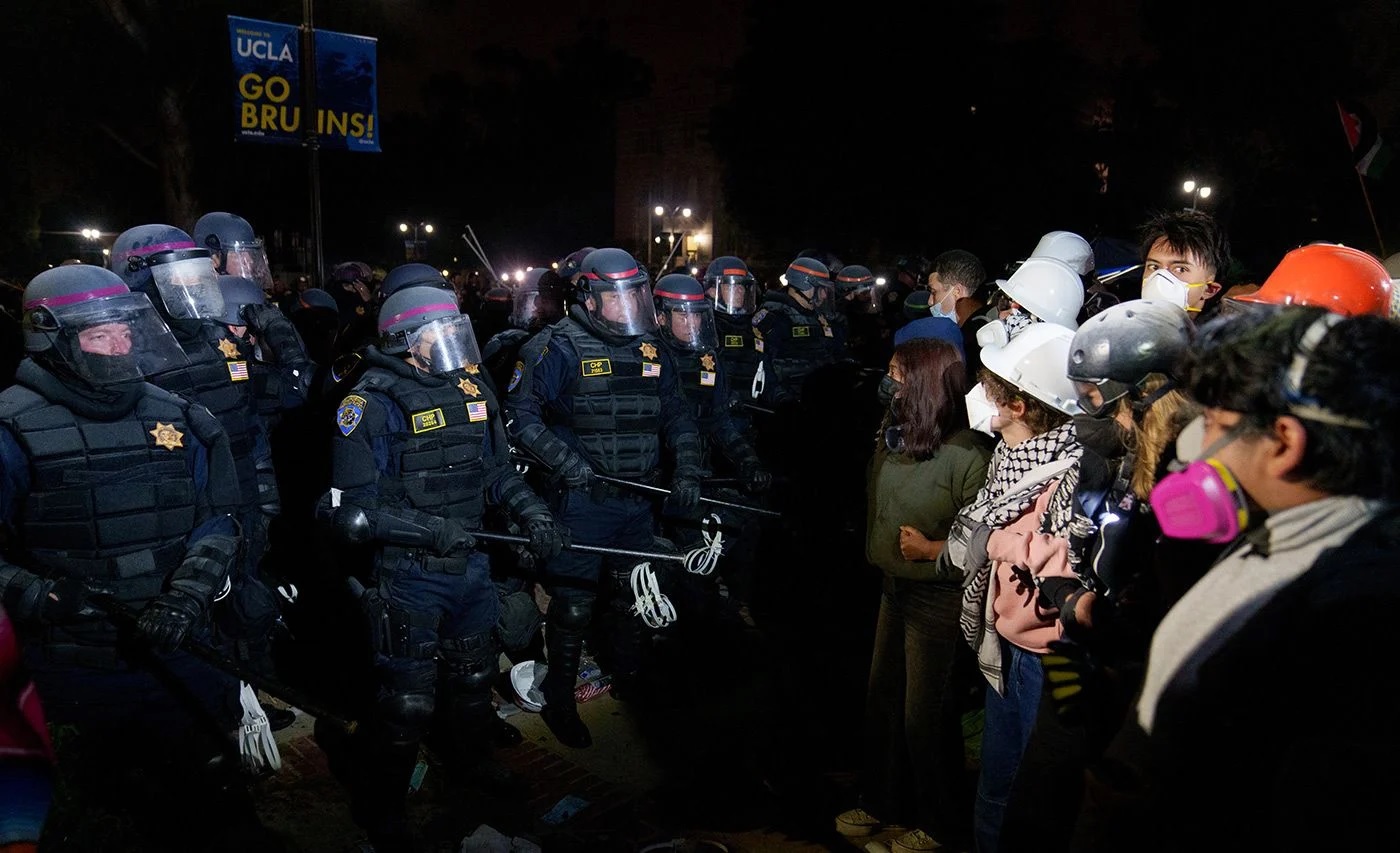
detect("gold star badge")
[149,422,185,451]
[639,341,658,360]
[217,338,241,359]
[464,362,480,375]
[700,353,716,371]
[457,377,480,397]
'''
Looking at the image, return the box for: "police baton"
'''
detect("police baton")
[591,473,782,518]
[85,590,359,734]
[333,505,690,564]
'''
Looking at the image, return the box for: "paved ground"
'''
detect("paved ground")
[251,625,895,853]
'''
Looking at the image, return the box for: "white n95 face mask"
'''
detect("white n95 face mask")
[965,382,998,436]
[1141,269,1206,311]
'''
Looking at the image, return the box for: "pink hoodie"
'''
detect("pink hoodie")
[986,481,1077,654]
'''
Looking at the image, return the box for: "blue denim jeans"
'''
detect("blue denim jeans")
[975,641,1044,853]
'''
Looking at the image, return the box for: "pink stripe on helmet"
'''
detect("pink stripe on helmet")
[24,284,128,310]
[380,302,458,331]
[118,240,196,261]
[584,265,641,281]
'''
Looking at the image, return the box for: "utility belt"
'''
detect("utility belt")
[36,541,185,588]
[382,545,474,575]
[574,471,658,504]
[39,640,127,670]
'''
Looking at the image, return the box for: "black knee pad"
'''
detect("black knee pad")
[376,691,435,744]
[548,595,594,632]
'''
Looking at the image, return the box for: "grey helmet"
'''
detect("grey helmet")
[1067,298,1192,416]
[703,255,758,316]
[23,265,186,386]
[576,247,657,337]
[194,211,274,292]
[377,284,479,373]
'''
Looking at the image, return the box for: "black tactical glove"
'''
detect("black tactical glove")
[525,515,566,560]
[40,576,102,623]
[739,459,772,494]
[1036,575,1094,631]
[666,475,702,516]
[433,518,477,556]
[138,588,204,652]
[1041,639,1099,726]
[555,453,595,489]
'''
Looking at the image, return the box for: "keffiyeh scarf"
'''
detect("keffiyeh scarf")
[948,420,1082,693]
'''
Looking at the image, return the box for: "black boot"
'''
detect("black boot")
[541,606,592,748]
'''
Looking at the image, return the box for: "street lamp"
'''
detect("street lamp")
[649,204,693,272]
[1182,180,1213,211]
[398,221,434,261]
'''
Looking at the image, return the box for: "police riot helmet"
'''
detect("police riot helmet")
[558,246,598,285]
[296,287,339,314]
[110,223,196,292]
[23,265,187,386]
[653,273,718,351]
[194,212,273,292]
[835,264,875,297]
[703,255,758,316]
[379,262,448,300]
[216,275,267,327]
[1067,298,1192,416]
[377,284,479,373]
[576,247,658,337]
[784,256,835,314]
[511,268,566,331]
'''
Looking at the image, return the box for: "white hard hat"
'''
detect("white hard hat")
[1000,256,1084,330]
[1030,230,1095,275]
[980,321,1081,415]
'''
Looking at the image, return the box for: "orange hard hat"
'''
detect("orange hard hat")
[1235,243,1392,317]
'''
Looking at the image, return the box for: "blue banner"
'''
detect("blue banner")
[228,15,380,153]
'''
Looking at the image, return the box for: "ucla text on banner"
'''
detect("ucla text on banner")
[228,15,380,153]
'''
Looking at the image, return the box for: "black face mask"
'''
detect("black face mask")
[1073,413,1130,459]
[877,375,902,409]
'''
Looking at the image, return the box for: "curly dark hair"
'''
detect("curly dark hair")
[979,369,1072,437]
[1184,306,1400,499]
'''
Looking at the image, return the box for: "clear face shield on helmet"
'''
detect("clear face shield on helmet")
[510,289,565,331]
[662,301,719,351]
[33,291,188,385]
[710,276,758,316]
[406,314,482,374]
[221,239,274,292]
[809,280,837,317]
[143,249,225,320]
[587,282,658,336]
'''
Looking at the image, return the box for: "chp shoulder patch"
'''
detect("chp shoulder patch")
[337,394,368,436]
[508,361,525,392]
[751,308,769,326]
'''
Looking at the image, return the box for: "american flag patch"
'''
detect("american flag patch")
[227,361,250,381]
[466,401,488,422]
[642,362,661,377]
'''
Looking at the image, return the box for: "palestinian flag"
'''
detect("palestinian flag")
[1337,98,1393,179]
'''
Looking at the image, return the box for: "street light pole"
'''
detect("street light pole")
[1182,179,1213,211]
[398,221,434,261]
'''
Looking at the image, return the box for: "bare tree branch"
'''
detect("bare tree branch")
[95,122,158,171]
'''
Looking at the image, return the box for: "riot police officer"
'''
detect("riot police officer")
[110,224,286,718]
[752,255,841,406]
[330,284,563,848]
[703,256,764,433]
[506,247,703,749]
[653,272,771,622]
[0,265,261,845]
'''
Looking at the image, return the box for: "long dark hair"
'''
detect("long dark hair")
[882,338,967,460]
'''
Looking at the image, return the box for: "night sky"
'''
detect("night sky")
[6,0,1400,286]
